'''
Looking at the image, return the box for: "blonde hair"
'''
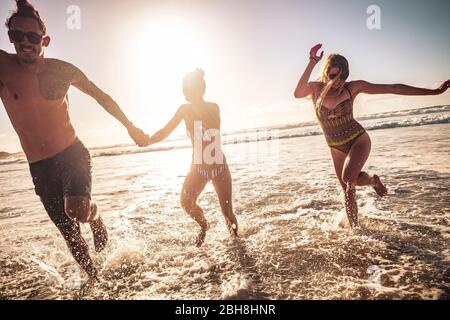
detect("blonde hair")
[316,54,349,111]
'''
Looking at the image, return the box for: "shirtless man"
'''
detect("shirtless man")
[0,0,148,279]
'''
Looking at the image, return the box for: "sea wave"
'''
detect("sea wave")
[0,158,28,166]
[91,110,450,159]
[1,105,449,162]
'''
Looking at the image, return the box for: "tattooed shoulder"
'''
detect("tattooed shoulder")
[48,59,77,81]
[38,59,75,100]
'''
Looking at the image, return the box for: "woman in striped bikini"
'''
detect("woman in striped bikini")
[294,44,450,228]
[144,69,238,246]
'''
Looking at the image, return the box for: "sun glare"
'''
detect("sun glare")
[129,18,209,106]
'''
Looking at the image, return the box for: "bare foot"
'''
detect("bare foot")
[90,205,108,252]
[373,175,388,197]
[228,222,238,238]
[79,275,99,297]
[350,224,363,234]
[195,224,209,247]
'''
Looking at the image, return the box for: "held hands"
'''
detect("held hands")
[310,44,324,64]
[127,125,151,147]
[437,79,450,94]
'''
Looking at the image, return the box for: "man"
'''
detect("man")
[0,0,148,279]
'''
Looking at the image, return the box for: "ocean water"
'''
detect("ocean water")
[0,106,449,300]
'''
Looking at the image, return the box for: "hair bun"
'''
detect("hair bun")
[195,68,205,78]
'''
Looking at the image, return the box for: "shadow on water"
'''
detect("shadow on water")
[206,237,271,300]
[357,220,449,299]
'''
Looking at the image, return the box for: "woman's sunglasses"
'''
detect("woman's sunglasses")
[8,30,44,45]
[328,73,339,80]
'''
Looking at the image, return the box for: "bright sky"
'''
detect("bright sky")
[1,0,449,152]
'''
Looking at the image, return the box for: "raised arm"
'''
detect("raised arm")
[69,63,148,146]
[350,79,450,97]
[146,107,184,146]
[294,44,324,99]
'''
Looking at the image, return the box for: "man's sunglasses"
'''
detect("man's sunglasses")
[8,30,44,45]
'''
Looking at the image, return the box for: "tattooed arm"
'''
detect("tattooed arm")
[62,61,149,146]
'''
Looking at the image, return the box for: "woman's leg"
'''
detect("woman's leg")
[212,167,238,237]
[331,146,387,197]
[331,148,380,188]
[330,148,348,191]
[341,133,372,228]
[355,172,387,197]
[181,168,209,247]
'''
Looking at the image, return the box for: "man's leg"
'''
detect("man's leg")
[57,221,99,279]
[64,196,108,252]
[61,142,108,253]
[29,142,102,279]
[40,195,99,279]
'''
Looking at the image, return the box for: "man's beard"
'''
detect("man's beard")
[18,45,40,64]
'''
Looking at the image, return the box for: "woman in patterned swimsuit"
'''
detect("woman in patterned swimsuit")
[294,44,450,228]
